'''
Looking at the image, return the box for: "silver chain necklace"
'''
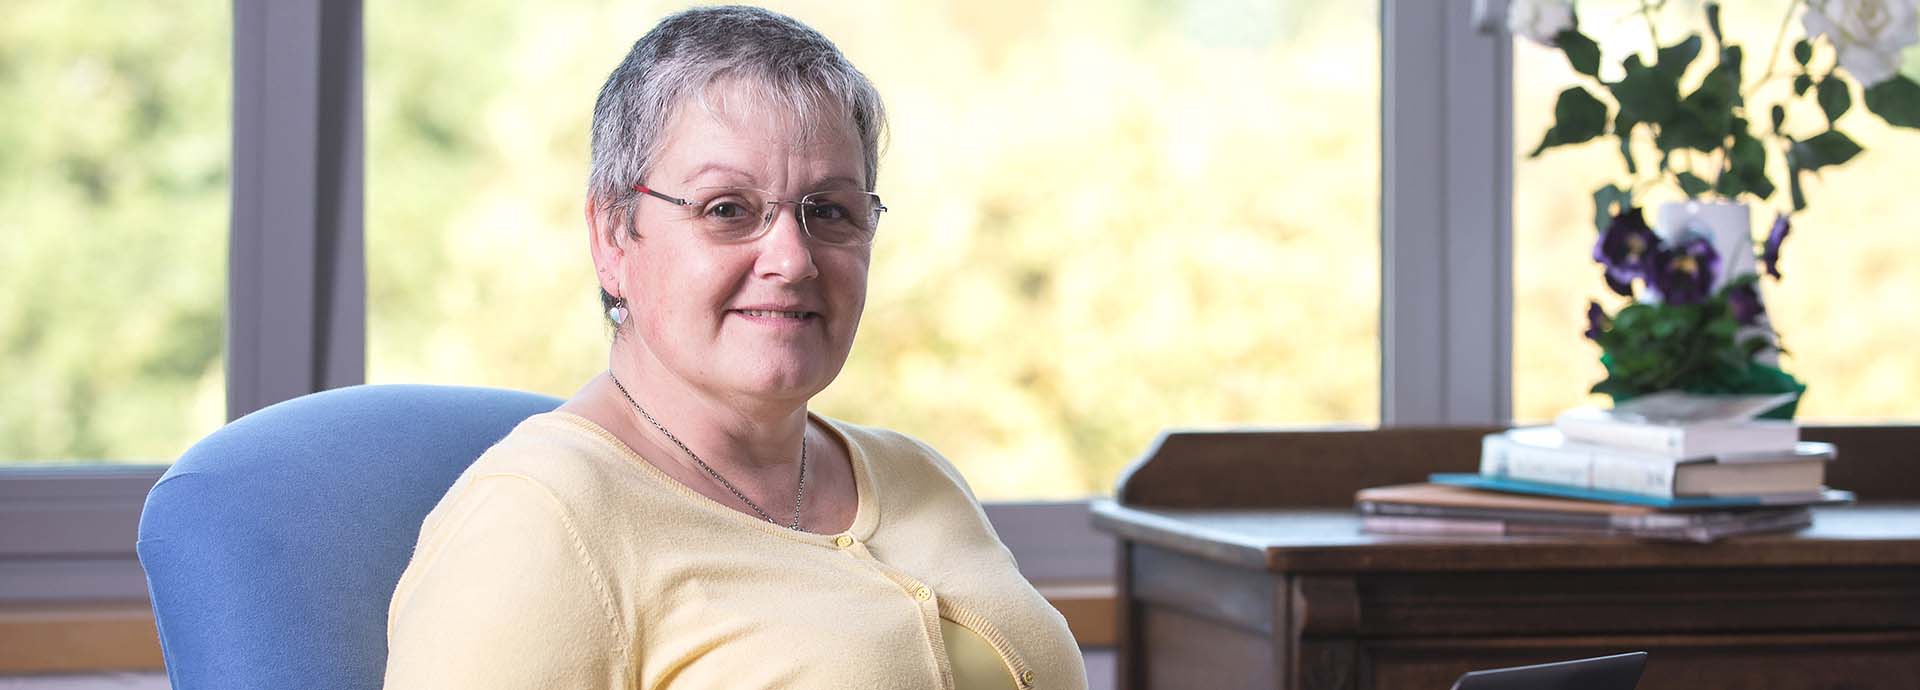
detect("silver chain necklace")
[609,373,807,530]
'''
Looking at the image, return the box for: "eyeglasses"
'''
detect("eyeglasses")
[631,183,887,247]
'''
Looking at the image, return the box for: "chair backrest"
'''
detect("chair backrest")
[137,384,561,690]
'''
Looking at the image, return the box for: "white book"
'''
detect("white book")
[1553,407,1800,458]
[1481,428,1833,499]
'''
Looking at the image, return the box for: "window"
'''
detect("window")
[0,3,230,464]
[1512,0,1920,423]
[365,0,1381,500]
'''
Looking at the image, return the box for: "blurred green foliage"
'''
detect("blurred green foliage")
[0,2,230,463]
[9,0,1912,490]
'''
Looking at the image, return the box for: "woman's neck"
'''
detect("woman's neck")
[604,344,811,473]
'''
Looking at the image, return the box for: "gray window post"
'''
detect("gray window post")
[227,0,366,419]
[1380,0,1514,426]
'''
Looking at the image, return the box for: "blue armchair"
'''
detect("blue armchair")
[137,384,562,690]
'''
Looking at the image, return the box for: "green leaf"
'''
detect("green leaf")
[1655,50,1743,153]
[1728,132,1774,199]
[1592,185,1633,235]
[1817,78,1852,123]
[1531,86,1610,155]
[1718,45,1745,106]
[1794,74,1814,96]
[1770,104,1786,132]
[1610,55,1681,125]
[1557,30,1602,78]
[1786,144,1808,211]
[1706,3,1725,45]
[1864,75,1920,128]
[1794,39,1813,66]
[1618,132,1639,174]
[1677,171,1712,197]
[1615,303,1654,330]
[1656,35,1702,82]
[1714,168,1747,198]
[1656,107,1724,152]
[1792,130,1863,169]
[1612,113,1644,173]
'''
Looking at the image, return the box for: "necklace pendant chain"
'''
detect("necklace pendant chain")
[610,374,808,530]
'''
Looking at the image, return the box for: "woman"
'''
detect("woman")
[382,6,1088,690]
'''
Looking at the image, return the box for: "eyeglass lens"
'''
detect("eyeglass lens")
[688,187,883,245]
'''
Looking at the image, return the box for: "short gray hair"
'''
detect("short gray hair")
[587,5,887,235]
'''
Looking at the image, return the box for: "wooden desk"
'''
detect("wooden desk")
[1090,426,1920,690]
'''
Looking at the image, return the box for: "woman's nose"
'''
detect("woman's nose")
[753,204,819,282]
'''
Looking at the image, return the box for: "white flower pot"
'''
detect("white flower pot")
[1654,200,1757,293]
[1654,199,1778,361]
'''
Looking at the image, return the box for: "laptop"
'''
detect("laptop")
[1450,652,1647,690]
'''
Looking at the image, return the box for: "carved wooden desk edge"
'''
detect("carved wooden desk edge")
[1108,424,1920,509]
[1093,424,1920,690]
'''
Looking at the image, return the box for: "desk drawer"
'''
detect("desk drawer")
[1322,568,1920,637]
[1361,632,1920,690]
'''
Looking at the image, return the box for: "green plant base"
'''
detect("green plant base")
[1597,360,1806,420]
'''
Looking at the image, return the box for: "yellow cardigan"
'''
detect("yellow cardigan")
[383,411,1087,690]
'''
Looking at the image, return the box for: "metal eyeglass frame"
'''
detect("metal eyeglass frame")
[631,183,887,246]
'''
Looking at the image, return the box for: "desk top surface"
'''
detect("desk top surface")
[1090,501,1920,573]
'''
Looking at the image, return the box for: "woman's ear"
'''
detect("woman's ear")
[586,198,628,298]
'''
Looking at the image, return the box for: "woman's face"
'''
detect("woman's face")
[609,85,871,406]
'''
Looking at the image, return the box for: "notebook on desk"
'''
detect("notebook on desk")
[1451,652,1647,690]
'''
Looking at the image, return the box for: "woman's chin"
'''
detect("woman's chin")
[717,358,841,403]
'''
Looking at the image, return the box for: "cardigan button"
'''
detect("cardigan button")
[833,534,855,548]
[1019,669,1035,686]
[913,585,933,601]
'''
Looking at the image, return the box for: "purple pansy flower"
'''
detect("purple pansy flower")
[1584,301,1610,340]
[1727,282,1765,325]
[1648,232,1720,305]
[1594,207,1659,296]
[1761,213,1790,279]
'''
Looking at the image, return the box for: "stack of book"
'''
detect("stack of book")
[1358,392,1853,543]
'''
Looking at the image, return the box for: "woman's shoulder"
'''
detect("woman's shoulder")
[819,416,979,501]
[456,410,643,506]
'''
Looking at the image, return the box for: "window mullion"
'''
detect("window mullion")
[1380,0,1514,426]
[227,0,366,421]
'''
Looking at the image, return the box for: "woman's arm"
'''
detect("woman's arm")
[384,474,631,689]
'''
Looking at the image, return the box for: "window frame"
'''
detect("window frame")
[1,0,1512,618]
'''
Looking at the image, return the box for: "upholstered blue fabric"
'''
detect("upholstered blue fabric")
[137,384,561,690]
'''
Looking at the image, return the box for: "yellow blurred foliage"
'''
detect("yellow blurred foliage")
[363,1,1381,499]
[12,1,1907,484]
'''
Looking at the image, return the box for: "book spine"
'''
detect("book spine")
[1555,417,1685,456]
[1484,435,1680,498]
[1498,440,1593,489]
[1479,434,1511,477]
[1587,455,1679,498]
[1360,515,1506,537]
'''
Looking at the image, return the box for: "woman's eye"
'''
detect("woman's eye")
[806,203,849,221]
[706,202,749,219]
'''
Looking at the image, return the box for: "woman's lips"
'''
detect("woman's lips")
[734,309,814,319]
[730,308,819,325]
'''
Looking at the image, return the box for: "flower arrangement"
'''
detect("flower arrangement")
[1515,0,1920,417]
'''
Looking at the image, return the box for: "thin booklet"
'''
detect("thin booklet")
[1429,473,1855,510]
[1605,391,1800,424]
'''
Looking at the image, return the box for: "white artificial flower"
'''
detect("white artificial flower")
[1508,0,1578,46]
[1803,0,1920,86]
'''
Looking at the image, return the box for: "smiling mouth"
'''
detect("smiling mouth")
[733,309,816,320]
